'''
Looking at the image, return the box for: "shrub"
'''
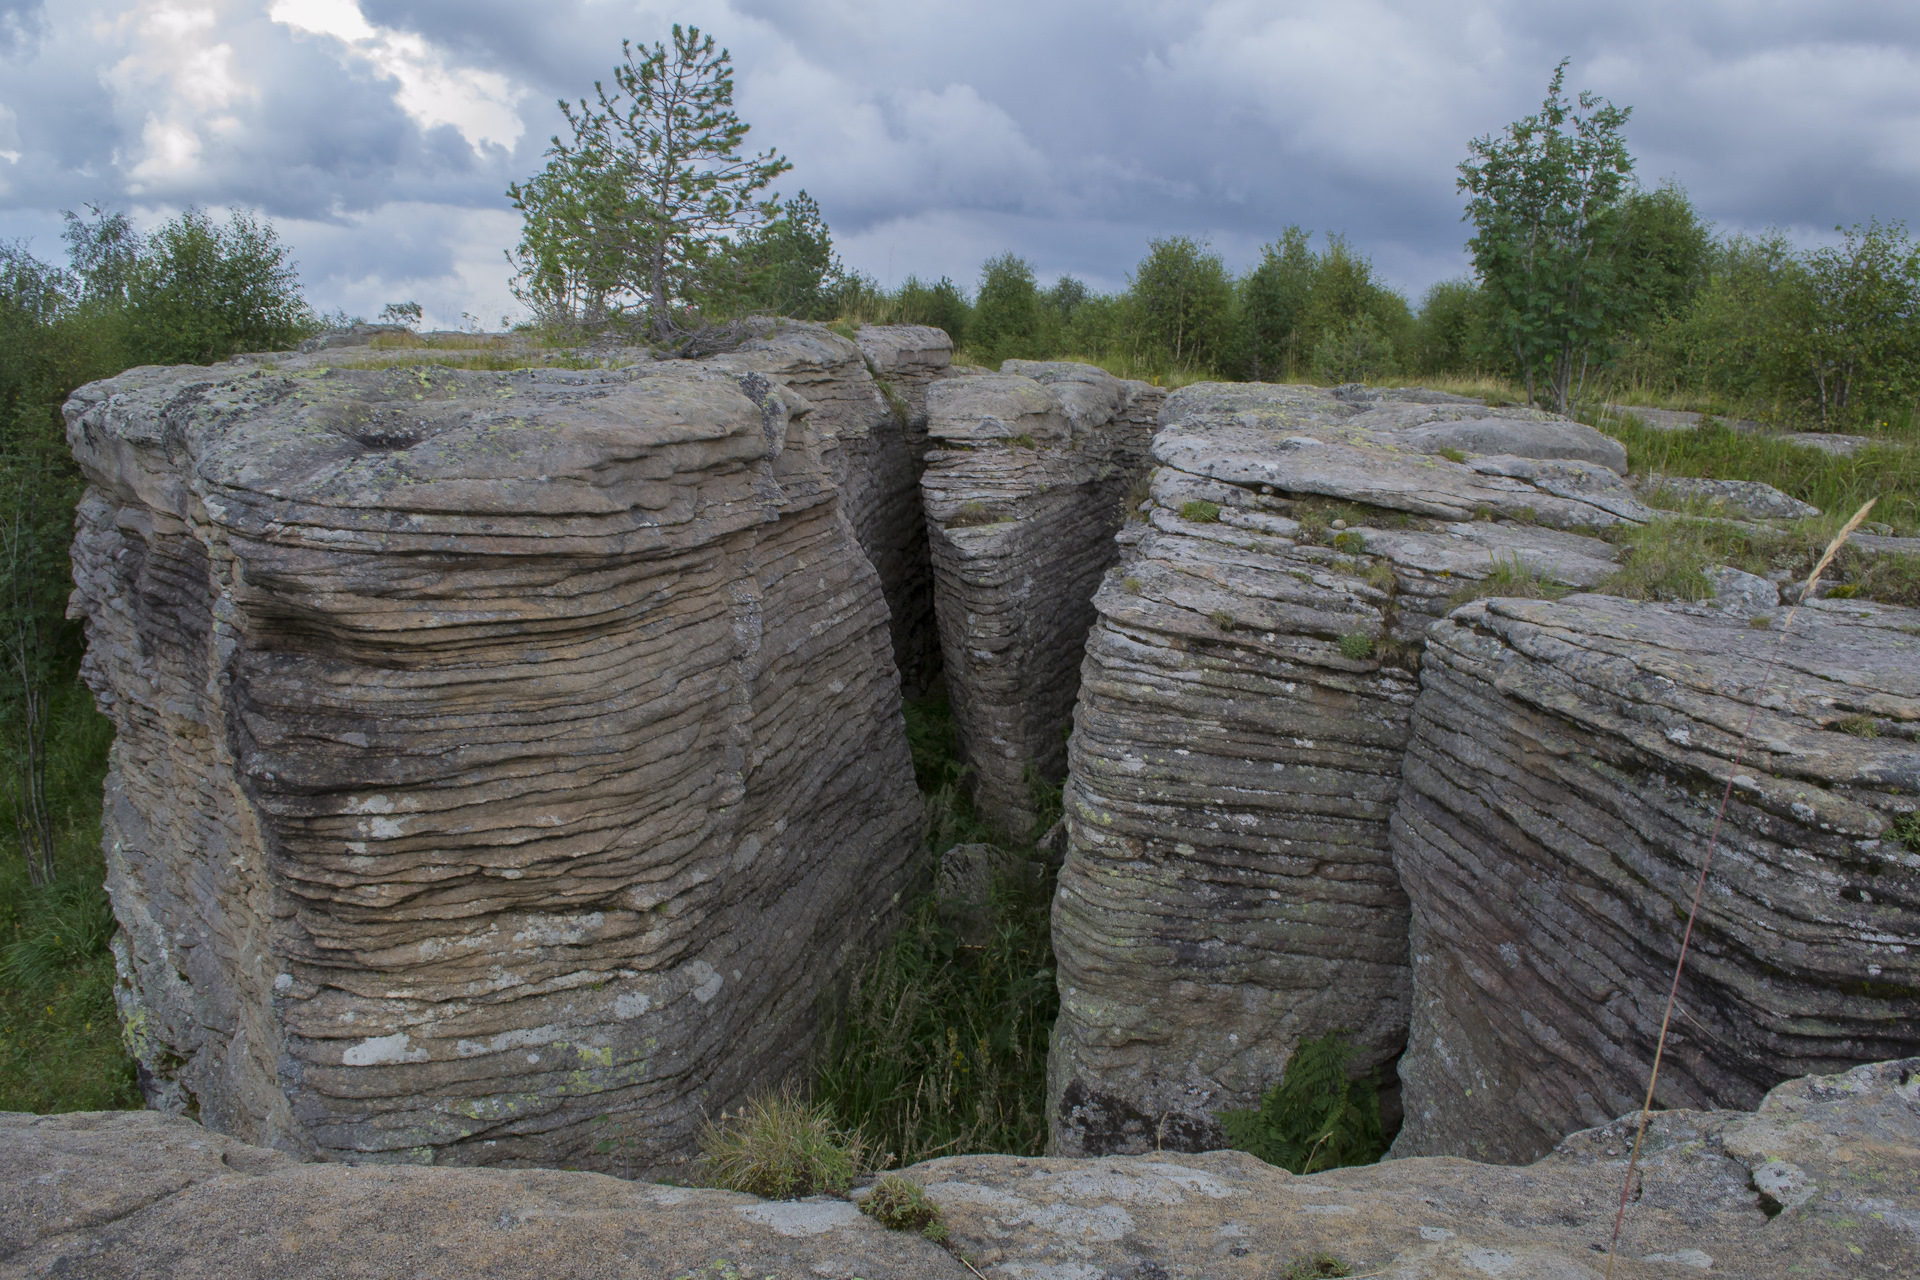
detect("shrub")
[1180,499,1221,523]
[1336,632,1375,661]
[1311,314,1398,384]
[697,1090,870,1199]
[1220,1032,1385,1175]
[1279,1254,1353,1279]
[860,1174,948,1241]
[1210,609,1237,632]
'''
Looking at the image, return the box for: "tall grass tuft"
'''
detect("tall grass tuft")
[697,1089,872,1198]
[812,689,1059,1166]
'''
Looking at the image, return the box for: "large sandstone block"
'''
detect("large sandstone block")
[1049,382,1637,1156]
[921,361,1162,836]
[1391,592,1920,1163]
[65,343,924,1172]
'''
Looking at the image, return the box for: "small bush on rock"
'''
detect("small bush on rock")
[1180,499,1221,523]
[859,1174,948,1241]
[1336,632,1375,661]
[697,1090,870,1199]
[1279,1253,1353,1279]
[1220,1033,1385,1175]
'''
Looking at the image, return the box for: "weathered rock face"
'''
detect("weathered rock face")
[700,318,947,695]
[921,361,1163,836]
[9,1056,1917,1277]
[65,344,924,1172]
[1050,381,1639,1157]
[1392,591,1920,1164]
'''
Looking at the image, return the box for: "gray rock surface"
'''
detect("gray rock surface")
[1049,382,1634,1158]
[922,362,1163,836]
[1391,592,1920,1165]
[1640,474,1822,519]
[9,1056,1917,1277]
[1397,416,1629,473]
[64,342,924,1174]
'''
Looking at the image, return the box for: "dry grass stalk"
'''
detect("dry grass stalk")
[1603,499,1876,1279]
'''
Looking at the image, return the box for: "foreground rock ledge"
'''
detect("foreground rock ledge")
[64,343,924,1172]
[6,1057,1915,1278]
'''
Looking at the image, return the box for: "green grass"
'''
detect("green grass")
[811,689,1059,1167]
[696,1090,871,1198]
[860,1173,949,1242]
[0,678,138,1113]
[1219,1032,1385,1175]
[1593,516,1920,606]
[1584,408,1920,536]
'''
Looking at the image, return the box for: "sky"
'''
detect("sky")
[2,0,1917,330]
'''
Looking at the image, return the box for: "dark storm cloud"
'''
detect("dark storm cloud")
[0,0,1915,326]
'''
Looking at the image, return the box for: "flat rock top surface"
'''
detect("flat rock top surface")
[1155,382,1647,528]
[6,1058,1914,1279]
[67,345,814,541]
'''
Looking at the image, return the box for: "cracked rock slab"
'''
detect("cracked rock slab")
[922,362,1162,836]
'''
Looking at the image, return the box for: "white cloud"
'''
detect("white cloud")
[102,1,254,188]
[1,0,1916,323]
[270,0,525,153]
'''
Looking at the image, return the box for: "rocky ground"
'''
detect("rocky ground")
[5,1056,1915,1278]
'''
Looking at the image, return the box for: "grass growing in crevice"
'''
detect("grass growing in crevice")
[1219,1033,1385,1175]
[812,689,1059,1167]
[1448,554,1573,607]
[1598,515,1920,607]
[0,679,138,1113]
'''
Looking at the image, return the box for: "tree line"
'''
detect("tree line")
[514,40,1919,434]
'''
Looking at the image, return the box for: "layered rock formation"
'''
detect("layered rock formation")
[65,342,924,1171]
[698,318,948,694]
[10,1056,1917,1277]
[1392,591,1920,1164]
[1050,382,1640,1156]
[921,361,1163,835]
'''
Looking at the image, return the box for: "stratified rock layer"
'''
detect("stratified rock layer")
[921,361,1162,836]
[1392,592,1920,1164]
[65,343,923,1172]
[701,318,946,694]
[1050,382,1637,1156]
[9,1057,1917,1278]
